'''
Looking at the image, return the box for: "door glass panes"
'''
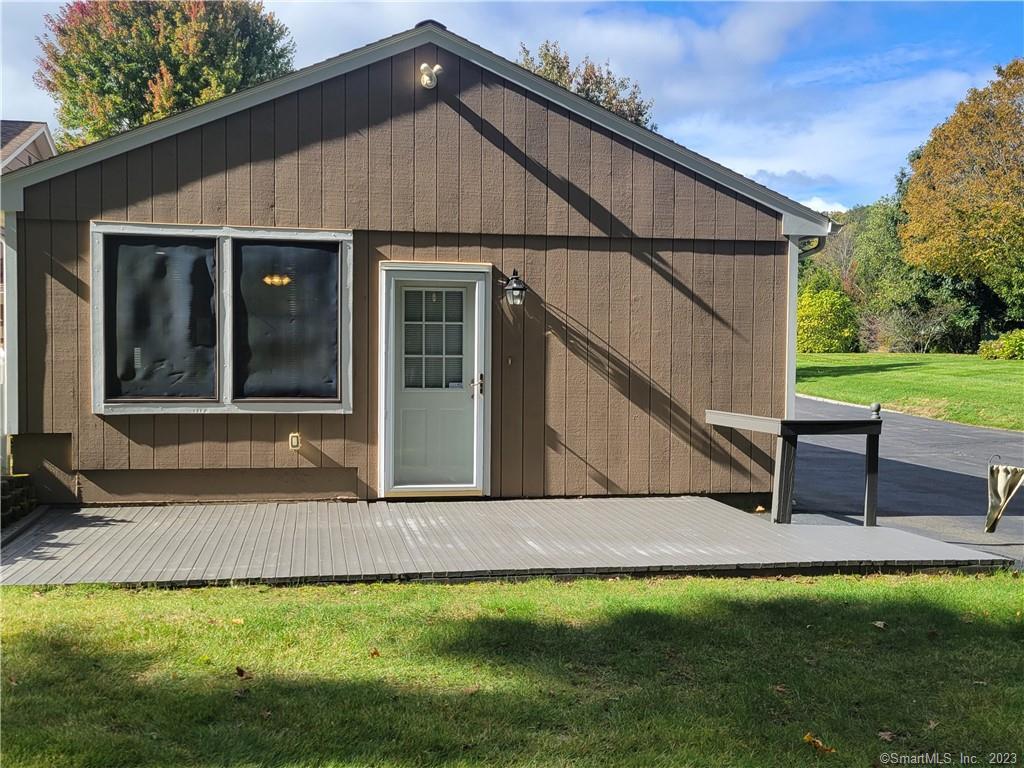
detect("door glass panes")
[424,324,443,355]
[424,357,444,388]
[404,357,423,388]
[424,290,444,321]
[403,289,465,389]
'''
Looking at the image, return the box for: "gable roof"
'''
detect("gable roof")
[1,120,56,171]
[0,20,834,236]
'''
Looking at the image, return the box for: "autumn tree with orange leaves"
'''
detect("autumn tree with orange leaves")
[901,60,1024,320]
[35,0,294,150]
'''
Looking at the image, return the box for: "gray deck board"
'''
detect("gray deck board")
[225,503,260,581]
[244,503,275,581]
[1,496,1007,586]
[135,504,201,583]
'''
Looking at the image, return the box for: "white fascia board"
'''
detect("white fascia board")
[784,237,800,418]
[2,214,19,435]
[39,124,58,157]
[1,23,833,236]
[781,212,834,238]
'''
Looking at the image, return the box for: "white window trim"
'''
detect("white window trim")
[90,221,353,415]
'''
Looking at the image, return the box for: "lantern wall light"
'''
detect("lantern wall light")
[502,269,528,306]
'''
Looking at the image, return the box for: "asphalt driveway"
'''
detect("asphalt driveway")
[787,396,1023,562]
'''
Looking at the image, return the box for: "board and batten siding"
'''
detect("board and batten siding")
[15,44,786,502]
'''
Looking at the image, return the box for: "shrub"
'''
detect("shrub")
[797,289,860,353]
[871,299,968,353]
[978,328,1024,359]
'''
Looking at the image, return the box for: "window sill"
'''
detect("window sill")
[94,401,353,416]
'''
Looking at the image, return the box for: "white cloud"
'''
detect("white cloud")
[799,197,848,213]
[662,66,991,205]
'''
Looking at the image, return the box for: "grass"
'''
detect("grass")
[2,574,1022,767]
[796,352,1024,430]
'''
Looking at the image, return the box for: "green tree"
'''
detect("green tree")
[517,41,656,129]
[796,289,860,353]
[856,197,1003,352]
[901,60,1024,320]
[35,0,295,149]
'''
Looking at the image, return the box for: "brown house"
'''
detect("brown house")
[0,21,834,505]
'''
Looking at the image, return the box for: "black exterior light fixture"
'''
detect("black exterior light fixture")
[503,269,528,306]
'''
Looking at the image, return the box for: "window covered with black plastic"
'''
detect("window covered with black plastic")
[233,239,340,399]
[103,235,217,399]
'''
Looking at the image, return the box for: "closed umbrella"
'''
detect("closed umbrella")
[985,456,1024,533]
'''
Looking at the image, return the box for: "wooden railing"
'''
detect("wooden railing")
[705,405,883,526]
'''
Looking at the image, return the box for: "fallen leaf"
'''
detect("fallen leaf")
[369,648,381,659]
[231,618,245,625]
[260,709,272,720]
[462,685,481,696]
[7,676,17,686]
[772,684,788,694]
[31,591,44,599]
[878,730,896,742]
[235,666,253,680]
[803,732,836,754]
[754,505,766,513]
[926,720,939,731]
[871,621,887,630]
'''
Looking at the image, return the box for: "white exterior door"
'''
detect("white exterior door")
[379,264,490,496]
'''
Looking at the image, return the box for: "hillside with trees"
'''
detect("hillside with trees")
[798,59,1023,356]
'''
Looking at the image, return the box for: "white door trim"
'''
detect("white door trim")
[378,261,492,497]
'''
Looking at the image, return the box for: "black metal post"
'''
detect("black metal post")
[863,404,881,526]
[771,434,798,524]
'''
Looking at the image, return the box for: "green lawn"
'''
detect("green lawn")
[3,575,1022,767]
[796,353,1024,430]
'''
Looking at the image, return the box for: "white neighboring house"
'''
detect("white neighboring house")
[2,121,57,471]
[1,121,57,173]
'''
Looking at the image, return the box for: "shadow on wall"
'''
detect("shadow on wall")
[1,594,1017,764]
[542,304,773,492]
[95,54,783,249]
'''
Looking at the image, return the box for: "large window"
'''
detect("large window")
[233,239,339,399]
[103,235,217,399]
[91,223,352,415]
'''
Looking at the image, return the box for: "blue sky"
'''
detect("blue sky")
[2,1,1021,211]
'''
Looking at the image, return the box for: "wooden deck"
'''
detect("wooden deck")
[0,497,1007,586]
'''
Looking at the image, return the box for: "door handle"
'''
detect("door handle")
[470,373,485,398]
